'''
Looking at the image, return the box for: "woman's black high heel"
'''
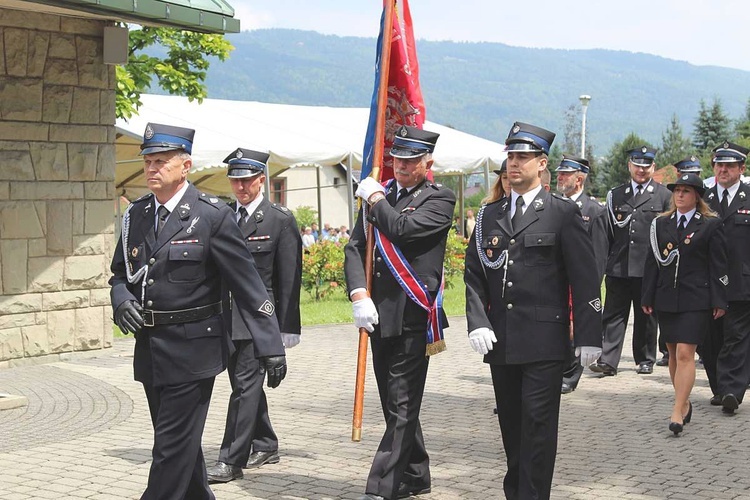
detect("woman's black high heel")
[669,421,684,436]
[683,401,692,424]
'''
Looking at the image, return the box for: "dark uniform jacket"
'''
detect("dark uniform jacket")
[642,212,728,312]
[464,189,602,364]
[575,192,608,282]
[228,198,302,337]
[110,184,284,387]
[344,180,456,337]
[705,182,750,301]
[606,180,672,278]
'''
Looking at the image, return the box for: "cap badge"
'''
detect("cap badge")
[724,141,730,148]
[236,150,243,159]
[144,125,154,140]
[400,127,408,137]
[682,174,689,180]
[641,146,647,154]
[512,124,520,133]
[131,247,139,258]
[690,156,697,162]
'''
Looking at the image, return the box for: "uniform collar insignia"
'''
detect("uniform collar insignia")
[625,187,631,194]
[186,216,200,234]
[576,200,583,208]
[647,185,654,193]
[740,191,747,199]
[695,212,702,219]
[533,198,544,209]
[255,210,264,221]
[708,192,715,200]
[178,202,191,219]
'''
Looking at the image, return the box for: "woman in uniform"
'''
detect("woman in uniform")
[482,159,510,205]
[642,173,728,435]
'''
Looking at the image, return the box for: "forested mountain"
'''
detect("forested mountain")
[201,29,750,156]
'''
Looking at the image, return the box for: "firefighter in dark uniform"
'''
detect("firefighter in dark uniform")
[554,154,608,394]
[591,147,672,376]
[207,149,302,483]
[464,122,602,500]
[641,173,728,435]
[701,141,750,414]
[110,124,287,500]
[345,126,456,500]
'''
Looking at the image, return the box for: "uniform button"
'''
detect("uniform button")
[555,315,561,319]
[207,327,212,333]
[507,282,513,287]
[510,239,516,245]
[508,260,514,266]
[147,279,154,285]
[146,300,153,307]
[631,229,636,233]
[537,238,542,243]
[630,241,635,245]
[149,258,156,264]
[376,272,381,277]
[183,251,188,257]
[632,208,636,212]
[256,246,261,250]
[507,303,513,310]
[376,257,382,262]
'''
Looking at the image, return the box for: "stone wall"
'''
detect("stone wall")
[0,10,116,367]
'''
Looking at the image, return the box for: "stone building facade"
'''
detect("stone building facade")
[0,10,116,367]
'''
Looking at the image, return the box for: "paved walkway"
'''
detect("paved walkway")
[2,316,750,500]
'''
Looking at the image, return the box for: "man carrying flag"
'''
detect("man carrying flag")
[345,125,455,500]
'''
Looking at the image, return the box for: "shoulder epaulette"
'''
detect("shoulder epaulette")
[551,192,572,202]
[271,203,292,215]
[131,193,152,204]
[198,192,222,209]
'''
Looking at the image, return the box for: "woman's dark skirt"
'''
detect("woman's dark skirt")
[657,309,712,345]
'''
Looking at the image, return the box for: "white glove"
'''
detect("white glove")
[352,297,379,333]
[356,177,386,201]
[468,327,497,355]
[281,333,300,349]
[576,346,602,367]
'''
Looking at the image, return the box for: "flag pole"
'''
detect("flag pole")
[352,0,395,443]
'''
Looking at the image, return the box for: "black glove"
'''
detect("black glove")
[261,355,287,389]
[114,300,144,334]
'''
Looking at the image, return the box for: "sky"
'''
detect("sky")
[230,0,750,72]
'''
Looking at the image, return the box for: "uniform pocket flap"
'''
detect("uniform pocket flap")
[168,243,204,261]
[535,306,567,323]
[184,316,223,339]
[524,233,556,247]
[734,214,750,225]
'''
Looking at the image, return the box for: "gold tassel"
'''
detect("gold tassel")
[425,339,447,357]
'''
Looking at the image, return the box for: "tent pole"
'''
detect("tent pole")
[264,167,271,199]
[316,165,323,231]
[484,158,491,193]
[459,174,465,237]
[346,153,354,231]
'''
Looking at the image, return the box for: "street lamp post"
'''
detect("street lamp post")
[579,94,591,158]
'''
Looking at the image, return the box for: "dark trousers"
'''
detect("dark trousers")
[600,276,658,367]
[366,331,431,500]
[491,360,566,500]
[717,302,750,403]
[562,341,583,389]
[218,339,278,468]
[142,378,216,500]
[699,318,724,396]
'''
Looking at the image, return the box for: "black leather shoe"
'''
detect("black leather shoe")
[722,393,739,414]
[669,421,683,436]
[656,356,669,367]
[589,361,616,376]
[561,381,576,394]
[246,450,280,468]
[206,461,243,483]
[710,395,722,406]
[397,483,431,498]
[358,495,386,500]
[636,363,653,374]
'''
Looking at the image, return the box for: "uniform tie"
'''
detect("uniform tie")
[237,206,249,229]
[155,205,169,237]
[720,189,730,215]
[678,214,687,238]
[633,184,643,201]
[397,187,409,201]
[511,196,525,230]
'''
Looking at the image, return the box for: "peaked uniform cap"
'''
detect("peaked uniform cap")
[390,125,440,159]
[712,141,749,163]
[224,148,270,178]
[555,154,590,174]
[505,121,555,155]
[140,122,195,155]
[674,155,702,173]
[627,146,657,167]
[493,158,508,175]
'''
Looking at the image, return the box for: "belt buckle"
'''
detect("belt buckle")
[142,310,155,327]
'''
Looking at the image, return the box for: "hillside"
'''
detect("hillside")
[201,29,750,156]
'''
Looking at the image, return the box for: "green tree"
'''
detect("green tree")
[693,98,731,152]
[292,206,318,228]
[116,27,233,119]
[597,133,652,190]
[735,97,750,139]
[659,114,694,167]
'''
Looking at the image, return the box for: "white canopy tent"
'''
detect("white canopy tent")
[115,94,507,229]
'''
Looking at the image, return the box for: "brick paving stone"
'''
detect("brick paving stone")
[3,315,750,499]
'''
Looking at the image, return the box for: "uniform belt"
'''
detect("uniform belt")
[142,302,222,327]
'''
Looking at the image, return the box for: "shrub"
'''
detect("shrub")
[443,229,468,289]
[302,239,347,301]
